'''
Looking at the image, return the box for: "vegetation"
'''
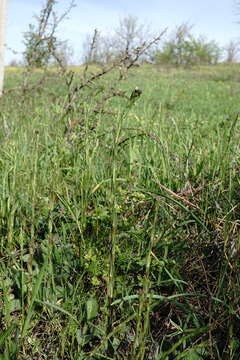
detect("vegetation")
[154,24,221,67]
[224,40,240,63]
[82,15,153,65]
[23,0,75,68]
[0,62,240,359]
[1,1,240,358]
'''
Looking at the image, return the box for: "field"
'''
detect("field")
[1,63,240,359]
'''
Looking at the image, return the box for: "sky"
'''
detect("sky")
[5,0,240,64]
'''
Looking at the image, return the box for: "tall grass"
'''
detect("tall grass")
[0,64,240,359]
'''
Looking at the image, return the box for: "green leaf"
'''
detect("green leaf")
[21,261,47,337]
[35,299,79,324]
[86,298,98,321]
[0,323,17,349]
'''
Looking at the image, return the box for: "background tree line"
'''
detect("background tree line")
[81,18,240,67]
[12,8,240,68]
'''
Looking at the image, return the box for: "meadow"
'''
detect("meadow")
[1,63,240,359]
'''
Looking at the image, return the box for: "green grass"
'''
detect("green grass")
[1,64,240,359]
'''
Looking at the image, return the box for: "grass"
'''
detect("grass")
[0,63,240,359]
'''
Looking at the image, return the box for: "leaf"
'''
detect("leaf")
[86,298,98,321]
[174,343,208,360]
[0,323,17,349]
[35,299,79,324]
[183,350,203,360]
[21,261,47,337]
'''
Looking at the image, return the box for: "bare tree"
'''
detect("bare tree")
[82,15,153,65]
[115,15,144,53]
[0,0,8,96]
[114,15,152,63]
[225,40,239,62]
[100,35,117,63]
[82,29,102,64]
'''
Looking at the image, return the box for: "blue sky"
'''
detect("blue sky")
[5,0,240,64]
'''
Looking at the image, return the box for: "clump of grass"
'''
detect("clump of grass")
[0,63,240,359]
